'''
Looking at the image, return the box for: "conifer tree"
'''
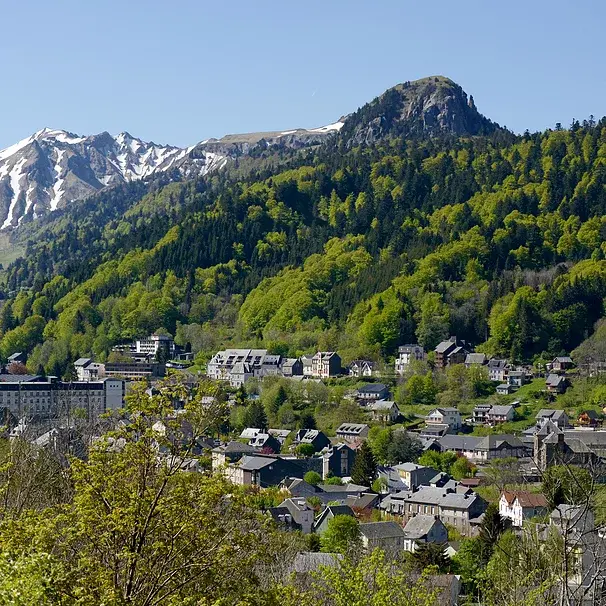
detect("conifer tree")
[478,503,504,561]
[351,441,377,487]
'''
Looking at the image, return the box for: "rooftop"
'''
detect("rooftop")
[502,490,548,508]
[359,521,406,539]
[358,383,388,393]
[403,514,441,539]
[336,423,369,434]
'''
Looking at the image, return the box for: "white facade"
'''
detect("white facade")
[134,334,175,357]
[395,345,425,375]
[207,349,268,381]
[0,378,124,416]
[75,358,105,381]
[499,492,548,527]
[426,408,462,431]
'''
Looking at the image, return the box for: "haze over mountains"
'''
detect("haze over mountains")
[0,77,501,230]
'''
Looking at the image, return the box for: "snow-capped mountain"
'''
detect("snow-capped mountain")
[0,122,344,229]
[0,128,227,229]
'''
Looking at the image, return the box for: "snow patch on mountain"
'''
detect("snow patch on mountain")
[0,118,342,229]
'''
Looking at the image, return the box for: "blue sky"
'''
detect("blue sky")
[1,0,605,149]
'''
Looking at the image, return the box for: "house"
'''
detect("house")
[229,362,255,387]
[434,337,469,369]
[426,408,462,432]
[382,486,487,535]
[366,400,400,423]
[7,352,27,365]
[356,383,390,401]
[473,404,514,425]
[322,443,356,478]
[536,409,569,429]
[268,428,292,445]
[393,463,440,489]
[248,432,282,453]
[438,434,528,461]
[311,352,341,378]
[259,354,282,377]
[507,370,525,388]
[465,353,487,368]
[577,410,600,427]
[546,373,569,394]
[496,383,513,395]
[314,483,370,504]
[74,358,105,381]
[488,359,509,383]
[313,505,355,534]
[239,427,262,441]
[226,454,308,487]
[280,477,321,499]
[293,429,331,452]
[499,491,549,527]
[281,358,303,377]
[211,441,255,469]
[336,423,369,442]
[486,405,515,424]
[395,345,425,375]
[346,492,380,513]
[402,515,448,552]
[552,356,574,372]
[301,355,314,377]
[359,522,407,552]
[472,403,492,424]
[418,425,450,439]
[349,360,377,378]
[268,497,314,534]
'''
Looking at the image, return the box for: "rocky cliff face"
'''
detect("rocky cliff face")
[339,76,502,147]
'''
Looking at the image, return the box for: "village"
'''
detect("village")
[1,331,604,604]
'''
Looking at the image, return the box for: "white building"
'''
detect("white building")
[0,377,124,417]
[311,352,341,378]
[133,334,176,358]
[395,345,425,375]
[426,408,462,431]
[74,358,105,381]
[402,514,448,552]
[499,491,549,527]
[207,349,268,382]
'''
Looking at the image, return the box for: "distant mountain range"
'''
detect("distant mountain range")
[0,76,502,229]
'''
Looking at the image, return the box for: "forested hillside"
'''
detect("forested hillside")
[0,84,605,376]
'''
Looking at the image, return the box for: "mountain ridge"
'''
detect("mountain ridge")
[0,76,500,230]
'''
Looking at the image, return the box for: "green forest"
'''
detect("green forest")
[1,116,605,376]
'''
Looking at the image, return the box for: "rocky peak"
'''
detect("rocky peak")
[339,76,503,147]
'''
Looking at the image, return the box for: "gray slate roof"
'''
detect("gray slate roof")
[358,383,388,393]
[359,521,406,539]
[465,353,487,364]
[238,455,277,470]
[403,514,440,539]
[489,405,514,415]
[536,409,567,421]
[390,486,484,511]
